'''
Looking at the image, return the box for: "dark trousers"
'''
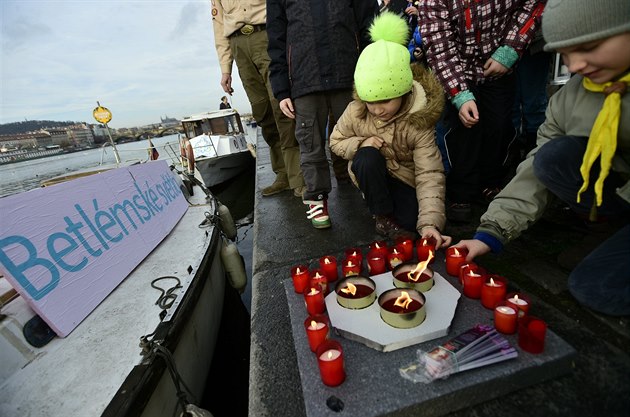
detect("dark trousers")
[351,147,418,232]
[443,73,516,203]
[294,89,353,201]
[533,136,630,315]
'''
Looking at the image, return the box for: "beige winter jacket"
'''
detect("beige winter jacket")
[330,64,446,232]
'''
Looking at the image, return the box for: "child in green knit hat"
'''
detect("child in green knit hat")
[330,12,452,248]
[453,0,630,316]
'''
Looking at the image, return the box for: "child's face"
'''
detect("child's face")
[365,97,403,122]
[558,32,630,84]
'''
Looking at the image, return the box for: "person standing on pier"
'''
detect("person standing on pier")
[211,0,305,197]
[219,96,236,132]
[330,12,451,248]
[452,0,630,316]
[266,0,377,229]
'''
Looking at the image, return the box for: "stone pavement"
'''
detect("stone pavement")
[249,139,630,417]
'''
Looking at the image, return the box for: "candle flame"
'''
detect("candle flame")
[315,272,323,279]
[422,238,429,246]
[351,251,357,257]
[340,282,357,296]
[375,242,382,249]
[346,260,355,267]
[453,248,460,256]
[310,320,317,328]
[324,257,331,265]
[392,248,399,254]
[490,277,496,286]
[394,291,413,309]
[296,267,302,274]
[407,251,434,281]
[327,351,333,360]
[309,287,318,295]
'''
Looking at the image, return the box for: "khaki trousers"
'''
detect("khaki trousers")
[230,30,304,189]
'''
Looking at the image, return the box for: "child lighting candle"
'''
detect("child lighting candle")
[319,255,338,282]
[316,340,346,386]
[395,237,414,262]
[481,275,507,309]
[445,247,468,277]
[304,286,326,315]
[506,292,531,317]
[304,315,329,352]
[494,304,517,334]
[416,237,436,264]
[290,265,309,294]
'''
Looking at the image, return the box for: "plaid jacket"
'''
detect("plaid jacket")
[419,0,545,100]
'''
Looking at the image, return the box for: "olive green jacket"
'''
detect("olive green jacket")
[478,73,630,244]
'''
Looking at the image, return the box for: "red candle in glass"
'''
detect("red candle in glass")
[395,237,414,262]
[494,304,517,334]
[309,269,328,294]
[416,237,436,264]
[462,268,484,299]
[316,340,346,386]
[369,240,389,260]
[304,286,326,315]
[341,258,361,277]
[445,247,468,277]
[387,247,405,270]
[481,275,507,309]
[304,315,329,352]
[344,247,363,265]
[367,251,387,275]
[319,255,338,282]
[290,264,309,294]
[518,316,547,354]
[506,292,531,317]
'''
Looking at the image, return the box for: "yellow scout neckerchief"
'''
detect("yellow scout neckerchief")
[577,72,630,219]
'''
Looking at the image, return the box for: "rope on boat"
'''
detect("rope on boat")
[150,276,182,309]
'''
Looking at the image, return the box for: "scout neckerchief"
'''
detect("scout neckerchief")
[577,72,630,220]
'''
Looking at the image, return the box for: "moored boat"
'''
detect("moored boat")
[179,109,256,189]
[0,161,243,416]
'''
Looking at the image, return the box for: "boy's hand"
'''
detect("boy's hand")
[279,98,295,119]
[483,58,509,77]
[360,136,386,149]
[458,101,479,128]
[453,239,491,261]
[420,226,452,249]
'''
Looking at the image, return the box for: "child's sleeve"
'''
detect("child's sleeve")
[329,103,366,161]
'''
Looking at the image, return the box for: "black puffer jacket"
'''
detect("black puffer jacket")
[267,0,377,101]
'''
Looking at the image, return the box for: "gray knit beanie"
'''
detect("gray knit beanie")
[542,0,630,51]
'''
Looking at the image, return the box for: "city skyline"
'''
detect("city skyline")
[1,1,252,129]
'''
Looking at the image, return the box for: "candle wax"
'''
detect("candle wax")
[494,305,517,334]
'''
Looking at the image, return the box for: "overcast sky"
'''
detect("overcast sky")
[1,0,251,128]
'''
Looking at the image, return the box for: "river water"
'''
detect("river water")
[0,134,255,312]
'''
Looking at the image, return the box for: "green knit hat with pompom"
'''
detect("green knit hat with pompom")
[354,12,412,102]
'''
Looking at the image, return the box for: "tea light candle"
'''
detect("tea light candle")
[290,265,309,294]
[309,269,328,294]
[367,253,387,276]
[481,275,507,309]
[416,237,436,264]
[387,247,404,270]
[319,255,338,282]
[369,240,389,259]
[304,286,326,315]
[341,258,361,277]
[304,315,329,352]
[518,316,547,354]
[494,304,517,334]
[395,237,414,262]
[445,247,468,277]
[344,247,363,265]
[462,268,484,299]
[316,340,346,386]
[506,292,531,317]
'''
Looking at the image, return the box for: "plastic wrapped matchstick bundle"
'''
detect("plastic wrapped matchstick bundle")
[399,325,518,383]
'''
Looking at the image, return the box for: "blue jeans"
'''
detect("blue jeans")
[533,136,630,315]
[351,147,418,232]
